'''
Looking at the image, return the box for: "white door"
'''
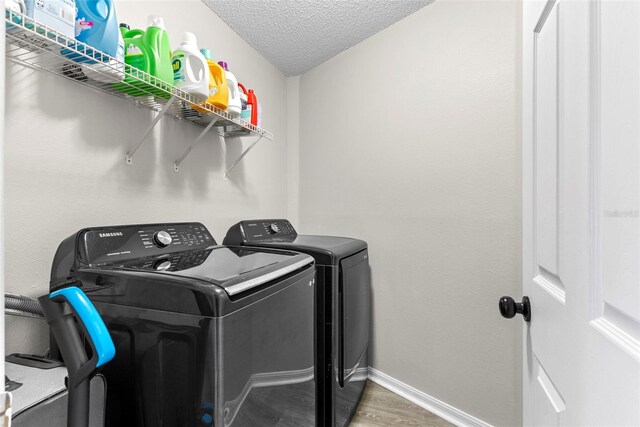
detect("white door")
[521,0,640,425]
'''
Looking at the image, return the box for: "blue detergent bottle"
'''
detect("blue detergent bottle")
[74,0,119,60]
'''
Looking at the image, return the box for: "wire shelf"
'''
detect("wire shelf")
[4,9,273,142]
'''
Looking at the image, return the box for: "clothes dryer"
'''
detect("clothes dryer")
[224,219,371,427]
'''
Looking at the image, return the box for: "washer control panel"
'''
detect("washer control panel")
[80,223,215,265]
[224,219,297,244]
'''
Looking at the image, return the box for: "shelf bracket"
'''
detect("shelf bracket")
[126,95,177,165]
[173,118,219,172]
[223,135,263,179]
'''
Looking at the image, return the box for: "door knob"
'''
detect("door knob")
[499,296,531,322]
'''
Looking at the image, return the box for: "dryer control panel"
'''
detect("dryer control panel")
[225,219,297,243]
[78,223,216,265]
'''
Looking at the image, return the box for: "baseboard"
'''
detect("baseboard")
[367,367,493,427]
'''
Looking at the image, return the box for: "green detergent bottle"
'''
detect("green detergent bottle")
[113,15,173,98]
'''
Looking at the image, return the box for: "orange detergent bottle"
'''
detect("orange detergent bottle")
[193,48,229,112]
[247,88,258,126]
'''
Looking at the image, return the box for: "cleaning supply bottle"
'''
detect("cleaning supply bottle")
[74,0,119,59]
[237,82,250,121]
[113,15,173,98]
[171,32,209,101]
[135,15,173,86]
[80,19,125,82]
[193,48,228,112]
[247,88,259,126]
[218,61,241,117]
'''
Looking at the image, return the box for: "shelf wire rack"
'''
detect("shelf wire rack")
[5,9,273,174]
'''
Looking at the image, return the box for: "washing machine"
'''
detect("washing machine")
[48,222,317,427]
[224,219,371,427]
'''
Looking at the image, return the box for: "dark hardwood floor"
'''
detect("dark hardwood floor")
[349,381,455,427]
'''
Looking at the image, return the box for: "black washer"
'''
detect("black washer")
[49,222,317,427]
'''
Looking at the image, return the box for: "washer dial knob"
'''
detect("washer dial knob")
[268,223,280,234]
[154,260,172,271]
[153,231,172,248]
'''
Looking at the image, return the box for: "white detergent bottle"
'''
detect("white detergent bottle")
[218,61,241,117]
[172,32,209,101]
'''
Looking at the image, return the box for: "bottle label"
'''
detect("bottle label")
[172,55,184,83]
[241,105,251,120]
[75,17,94,38]
[126,45,142,56]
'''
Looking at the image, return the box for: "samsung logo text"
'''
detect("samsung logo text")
[99,232,123,238]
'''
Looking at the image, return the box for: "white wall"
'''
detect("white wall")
[286,76,300,224]
[297,1,522,426]
[5,0,288,354]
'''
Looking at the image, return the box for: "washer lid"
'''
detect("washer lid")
[96,246,314,296]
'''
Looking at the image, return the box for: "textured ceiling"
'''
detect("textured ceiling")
[202,0,434,76]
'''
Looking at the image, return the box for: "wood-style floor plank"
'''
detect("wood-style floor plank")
[349,381,455,427]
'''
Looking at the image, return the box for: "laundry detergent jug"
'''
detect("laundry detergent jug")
[112,15,173,98]
[247,88,259,126]
[76,0,125,83]
[218,61,241,117]
[61,0,118,66]
[74,0,119,56]
[172,32,208,101]
[193,48,229,113]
